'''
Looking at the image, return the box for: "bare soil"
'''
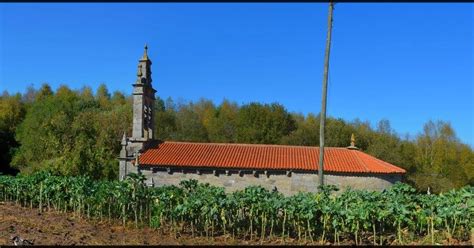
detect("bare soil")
[0,202,471,246]
[0,202,298,245]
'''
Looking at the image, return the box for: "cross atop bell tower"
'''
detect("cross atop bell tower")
[132,44,156,141]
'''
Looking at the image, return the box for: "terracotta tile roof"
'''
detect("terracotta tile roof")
[139,141,406,174]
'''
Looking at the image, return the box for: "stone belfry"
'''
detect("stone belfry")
[132,44,156,140]
[119,44,157,180]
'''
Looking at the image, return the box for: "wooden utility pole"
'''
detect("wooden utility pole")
[318,1,334,188]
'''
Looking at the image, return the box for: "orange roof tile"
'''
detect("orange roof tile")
[139,141,406,174]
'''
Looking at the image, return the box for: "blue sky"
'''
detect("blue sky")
[0,3,472,146]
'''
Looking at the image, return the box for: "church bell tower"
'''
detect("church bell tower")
[132,44,156,140]
[119,44,157,180]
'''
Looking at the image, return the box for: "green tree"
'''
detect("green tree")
[325,117,355,147]
[174,101,209,142]
[12,88,79,174]
[22,84,37,104]
[12,84,130,179]
[281,113,319,146]
[236,102,296,144]
[79,86,94,102]
[36,83,53,101]
[349,119,373,151]
[192,98,216,131]
[111,91,127,105]
[365,120,403,166]
[410,120,471,192]
[0,94,25,132]
[0,93,25,174]
[154,97,177,141]
[96,83,111,108]
[207,99,239,143]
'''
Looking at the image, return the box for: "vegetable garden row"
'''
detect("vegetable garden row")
[0,172,472,245]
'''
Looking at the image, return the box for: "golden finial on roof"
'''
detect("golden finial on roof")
[347,133,358,150]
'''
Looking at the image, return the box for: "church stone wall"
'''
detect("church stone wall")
[324,173,402,192]
[138,166,402,195]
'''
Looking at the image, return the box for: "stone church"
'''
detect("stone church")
[119,46,406,195]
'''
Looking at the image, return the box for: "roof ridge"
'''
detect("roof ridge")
[163,140,350,150]
[352,149,370,173]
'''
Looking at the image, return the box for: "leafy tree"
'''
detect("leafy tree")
[458,144,474,185]
[395,138,417,173]
[79,86,94,102]
[325,117,355,147]
[365,120,403,166]
[22,84,37,104]
[0,94,25,132]
[96,83,111,108]
[281,113,319,146]
[173,101,209,142]
[410,120,471,192]
[11,84,130,179]
[12,89,79,174]
[192,98,216,131]
[236,102,296,144]
[111,91,127,105]
[154,96,177,141]
[207,99,239,143]
[0,93,25,175]
[349,119,373,151]
[36,83,53,101]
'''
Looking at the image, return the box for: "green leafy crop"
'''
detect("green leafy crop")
[0,173,472,245]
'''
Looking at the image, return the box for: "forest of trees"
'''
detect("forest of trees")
[1,83,473,193]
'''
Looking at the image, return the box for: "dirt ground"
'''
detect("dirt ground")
[0,201,471,246]
[0,202,301,245]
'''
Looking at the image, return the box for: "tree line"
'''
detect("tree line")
[0,83,472,192]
